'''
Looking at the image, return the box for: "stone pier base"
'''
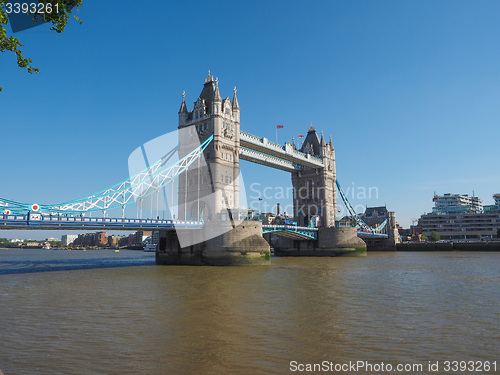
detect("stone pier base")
[273,227,367,257]
[156,221,271,266]
[363,238,398,251]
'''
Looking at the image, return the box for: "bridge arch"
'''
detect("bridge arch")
[190,201,210,221]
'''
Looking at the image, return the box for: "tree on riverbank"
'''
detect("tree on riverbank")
[0,0,83,92]
[429,231,440,242]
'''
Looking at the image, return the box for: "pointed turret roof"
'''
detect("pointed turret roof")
[300,124,321,156]
[320,131,326,146]
[213,77,222,102]
[232,86,240,110]
[196,71,219,114]
[178,91,188,114]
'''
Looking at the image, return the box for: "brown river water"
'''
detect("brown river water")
[0,249,498,375]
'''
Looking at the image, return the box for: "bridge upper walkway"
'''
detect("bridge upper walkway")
[239,131,324,171]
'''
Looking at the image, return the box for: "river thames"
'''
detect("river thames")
[0,249,498,374]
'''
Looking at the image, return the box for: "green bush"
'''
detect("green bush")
[429,231,441,242]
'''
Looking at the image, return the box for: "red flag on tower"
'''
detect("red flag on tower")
[276,125,284,128]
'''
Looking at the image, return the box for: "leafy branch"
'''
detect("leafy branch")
[0,0,83,92]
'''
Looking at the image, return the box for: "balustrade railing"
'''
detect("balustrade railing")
[240,130,324,167]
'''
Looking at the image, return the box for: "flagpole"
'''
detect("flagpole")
[297,134,305,148]
[276,125,284,144]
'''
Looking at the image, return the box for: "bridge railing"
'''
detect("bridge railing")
[1,214,203,226]
[262,224,318,231]
[240,147,303,171]
[239,130,263,144]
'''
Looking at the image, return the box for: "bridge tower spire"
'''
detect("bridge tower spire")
[178,91,188,125]
[232,86,240,123]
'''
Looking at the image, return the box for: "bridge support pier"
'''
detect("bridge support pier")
[156,221,271,266]
[272,227,367,257]
[363,230,400,251]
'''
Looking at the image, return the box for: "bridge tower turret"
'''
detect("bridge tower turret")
[232,86,240,123]
[291,125,337,227]
[178,91,188,126]
[177,72,240,221]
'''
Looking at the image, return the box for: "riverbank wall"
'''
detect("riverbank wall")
[396,242,500,251]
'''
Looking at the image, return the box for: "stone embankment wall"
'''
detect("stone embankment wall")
[396,242,500,251]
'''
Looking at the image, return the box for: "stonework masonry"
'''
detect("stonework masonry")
[270,227,367,256]
[291,126,336,228]
[156,221,271,266]
[177,72,240,222]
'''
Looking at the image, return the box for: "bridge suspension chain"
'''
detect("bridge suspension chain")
[0,135,214,215]
[335,180,388,233]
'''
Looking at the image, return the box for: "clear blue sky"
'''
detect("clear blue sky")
[2,0,500,239]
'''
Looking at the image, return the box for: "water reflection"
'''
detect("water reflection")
[0,251,498,375]
[0,248,155,274]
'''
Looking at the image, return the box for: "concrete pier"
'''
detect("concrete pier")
[156,221,271,266]
[271,227,367,257]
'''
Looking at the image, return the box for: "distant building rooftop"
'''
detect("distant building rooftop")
[431,193,483,215]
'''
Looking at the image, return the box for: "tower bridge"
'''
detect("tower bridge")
[0,72,400,265]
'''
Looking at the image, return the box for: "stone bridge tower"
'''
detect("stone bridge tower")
[291,125,336,227]
[177,72,241,221]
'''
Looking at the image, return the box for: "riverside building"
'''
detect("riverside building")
[61,234,78,246]
[420,193,500,240]
[431,193,483,214]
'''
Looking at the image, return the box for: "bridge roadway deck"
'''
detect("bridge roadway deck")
[262,224,319,240]
[263,224,388,240]
[0,215,203,231]
[0,215,389,241]
[356,231,389,239]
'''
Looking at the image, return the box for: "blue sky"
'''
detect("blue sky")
[2,0,500,239]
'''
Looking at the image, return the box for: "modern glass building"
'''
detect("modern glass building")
[431,193,483,215]
[421,193,500,240]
